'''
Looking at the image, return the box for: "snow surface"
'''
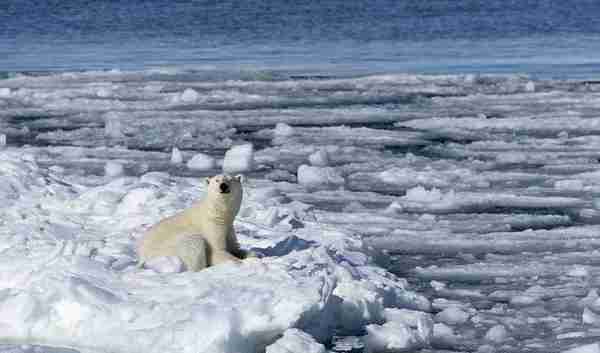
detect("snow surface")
[1,71,600,352]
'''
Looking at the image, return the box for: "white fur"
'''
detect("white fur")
[137,174,249,271]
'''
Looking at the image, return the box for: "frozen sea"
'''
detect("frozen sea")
[3,1,600,353]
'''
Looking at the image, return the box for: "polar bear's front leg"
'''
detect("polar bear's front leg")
[175,234,208,271]
[226,227,257,259]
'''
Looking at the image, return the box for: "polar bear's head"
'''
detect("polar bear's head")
[205,174,243,219]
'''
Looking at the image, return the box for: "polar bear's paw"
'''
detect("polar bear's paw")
[243,250,260,259]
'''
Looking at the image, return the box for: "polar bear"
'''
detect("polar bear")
[137,174,252,271]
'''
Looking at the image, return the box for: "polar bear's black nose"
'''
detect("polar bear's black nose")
[219,183,230,193]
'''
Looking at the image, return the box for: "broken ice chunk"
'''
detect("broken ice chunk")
[273,123,295,137]
[309,150,330,167]
[266,329,325,353]
[484,324,509,343]
[435,307,470,325]
[180,88,200,103]
[170,147,183,164]
[383,308,433,344]
[105,161,124,177]
[364,321,422,353]
[223,144,254,173]
[297,165,345,189]
[104,113,124,138]
[187,153,216,171]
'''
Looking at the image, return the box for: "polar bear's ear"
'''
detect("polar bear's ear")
[234,174,244,183]
[205,176,211,184]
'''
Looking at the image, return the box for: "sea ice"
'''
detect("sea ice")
[186,153,216,171]
[297,165,345,189]
[4,70,600,352]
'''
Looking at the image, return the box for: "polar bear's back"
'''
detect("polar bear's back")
[138,211,200,261]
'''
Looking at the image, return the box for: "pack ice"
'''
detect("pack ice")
[3,70,600,353]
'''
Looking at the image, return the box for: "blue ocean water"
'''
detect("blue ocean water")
[2,0,600,78]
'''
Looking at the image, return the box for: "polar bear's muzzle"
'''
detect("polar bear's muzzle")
[219,183,230,194]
